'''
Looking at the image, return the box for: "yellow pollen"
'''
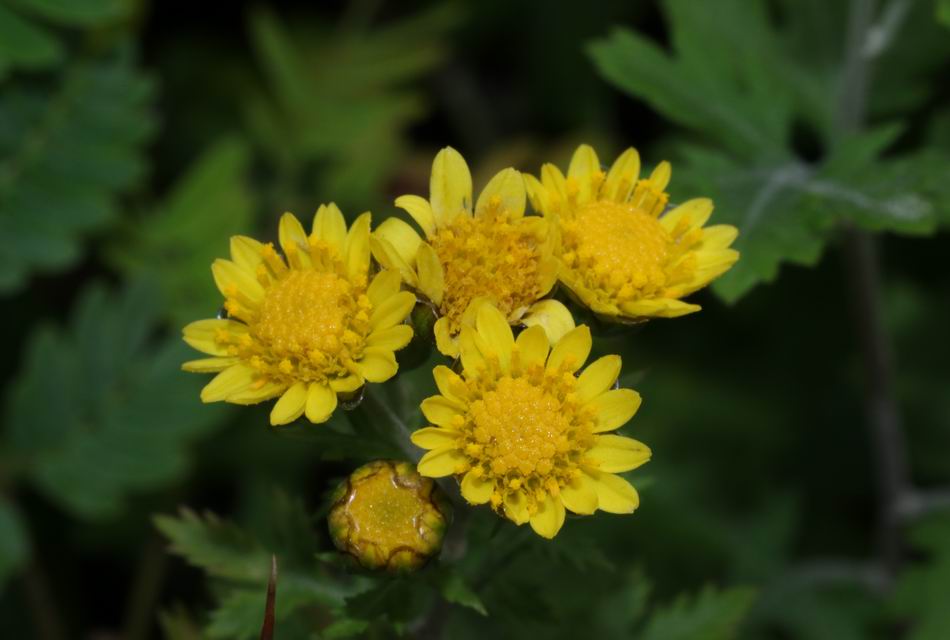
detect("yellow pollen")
[346,467,429,548]
[429,211,546,335]
[564,200,691,301]
[242,269,371,384]
[460,374,592,512]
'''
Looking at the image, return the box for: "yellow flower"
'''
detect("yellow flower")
[525,144,739,322]
[371,147,573,357]
[410,303,649,539]
[182,206,416,426]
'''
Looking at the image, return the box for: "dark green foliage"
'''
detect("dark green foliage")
[0,499,27,591]
[109,136,255,326]
[4,281,227,518]
[588,0,950,302]
[0,52,155,293]
[891,514,950,640]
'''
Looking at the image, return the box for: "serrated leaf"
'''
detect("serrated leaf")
[0,4,63,78]
[3,281,226,518]
[244,4,460,210]
[108,136,255,326]
[438,571,488,616]
[640,586,756,640]
[0,52,155,293]
[891,514,950,640]
[321,618,369,639]
[158,501,367,640]
[0,498,28,591]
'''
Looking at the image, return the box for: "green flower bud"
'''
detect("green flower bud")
[328,460,451,574]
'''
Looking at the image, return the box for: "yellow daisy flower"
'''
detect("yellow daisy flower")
[525,144,739,322]
[410,303,650,539]
[370,147,573,357]
[182,206,416,426]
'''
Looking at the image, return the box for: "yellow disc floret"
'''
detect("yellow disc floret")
[327,460,451,573]
[429,205,546,334]
[182,206,416,426]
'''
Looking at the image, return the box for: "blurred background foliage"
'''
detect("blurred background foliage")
[1,0,949,638]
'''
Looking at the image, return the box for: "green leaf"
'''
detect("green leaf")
[438,571,488,616]
[0,52,155,293]
[3,281,226,519]
[108,136,255,326]
[321,618,370,639]
[0,498,28,591]
[640,586,756,640]
[157,501,367,640]
[244,4,460,210]
[940,0,950,27]
[0,4,63,78]
[891,514,950,640]
[590,0,948,302]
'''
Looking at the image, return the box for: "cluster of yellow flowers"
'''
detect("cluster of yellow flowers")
[182,144,739,541]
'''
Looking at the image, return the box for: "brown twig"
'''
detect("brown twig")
[260,555,278,640]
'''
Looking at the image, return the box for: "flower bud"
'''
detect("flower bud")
[327,460,451,574]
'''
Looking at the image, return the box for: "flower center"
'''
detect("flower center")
[563,200,676,300]
[459,365,595,507]
[429,212,544,334]
[231,269,371,384]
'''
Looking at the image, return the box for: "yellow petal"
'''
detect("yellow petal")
[429,146,473,223]
[370,291,415,331]
[660,198,713,233]
[461,471,494,505]
[344,211,372,281]
[524,173,548,213]
[211,259,264,304]
[375,217,422,264]
[394,194,436,236]
[504,490,530,525]
[230,235,264,272]
[576,355,622,403]
[312,203,347,252]
[415,242,445,306]
[278,213,309,260]
[182,319,247,356]
[546,325,591,373]
[603,147,640,202]
[587,435,651,472]
[620,299,700,319]
[560,474,598,515]
[701,225,739,251]
[329,373,364,393]
[433,365,468,403]
[421,396,464,428]
[182,356,239,373]
[200,364,256,402]
[369,237,418,288]
[270,382,308,426]
[227,380,286,405]
[476,303,514,371]
[475,167,526,219]
[529,493,566,538]
[584,468,640,514]
[458,326,486,376]
[649,161,672,191]
[514,324,549,369]
[433,317,459,357]
[367,269,402,307]
[357,348,398,383]
[417,447,465,478]
[305,383,337,424]
[568,144,600,179]
[411,427,460,450]
[367,324,413,351]
[522,300,575,345]
[540,163,567,198]
[589,388,642,432]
